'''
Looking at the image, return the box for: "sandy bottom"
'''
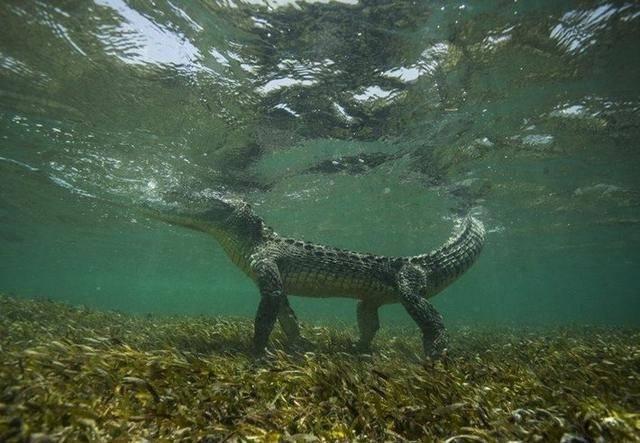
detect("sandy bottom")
[0,294,638,442]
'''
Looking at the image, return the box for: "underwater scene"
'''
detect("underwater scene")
[0,0,639,441]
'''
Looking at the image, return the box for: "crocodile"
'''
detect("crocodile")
[143,192,485,358]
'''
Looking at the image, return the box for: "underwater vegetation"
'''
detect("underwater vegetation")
[0,294,638,442]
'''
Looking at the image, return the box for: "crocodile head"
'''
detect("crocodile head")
[143,190,263,239]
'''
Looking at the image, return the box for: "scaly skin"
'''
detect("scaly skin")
[145,193,485,357]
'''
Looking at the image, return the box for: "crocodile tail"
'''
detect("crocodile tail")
[420,215,486,294]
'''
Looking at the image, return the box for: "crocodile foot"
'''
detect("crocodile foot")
[285,336,315,353]
[350,340,374,355]
[250,344,267,359]
[423,332,449,360]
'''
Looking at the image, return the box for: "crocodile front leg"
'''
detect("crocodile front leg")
[252,259,284,355]
[355,300,380,352]
[278,297,300,341]
[397,265,448,358]
[277,297,314,350]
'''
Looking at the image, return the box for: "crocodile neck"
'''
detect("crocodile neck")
[207,221,266,278]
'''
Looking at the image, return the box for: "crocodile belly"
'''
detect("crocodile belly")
[283,270,396,301]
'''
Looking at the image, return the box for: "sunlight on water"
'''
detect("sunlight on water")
[1,1,639,440]
[0,0,638,322]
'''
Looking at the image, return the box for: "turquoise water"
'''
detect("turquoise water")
[1,0,639,327]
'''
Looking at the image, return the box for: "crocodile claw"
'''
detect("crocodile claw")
[423,332,449,359]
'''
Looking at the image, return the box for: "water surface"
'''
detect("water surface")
[1,0,639,327]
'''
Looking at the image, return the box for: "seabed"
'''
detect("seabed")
[0,294,638,442]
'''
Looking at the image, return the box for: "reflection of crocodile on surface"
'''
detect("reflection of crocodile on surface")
[142,191,485,358]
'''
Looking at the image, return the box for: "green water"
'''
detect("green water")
[1,0,639,328]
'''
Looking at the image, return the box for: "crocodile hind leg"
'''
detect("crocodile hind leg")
[252,260,284,355]
[397,265,448,358]
[355,300,380,352]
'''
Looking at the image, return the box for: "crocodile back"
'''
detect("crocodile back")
[274,238,402,301]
